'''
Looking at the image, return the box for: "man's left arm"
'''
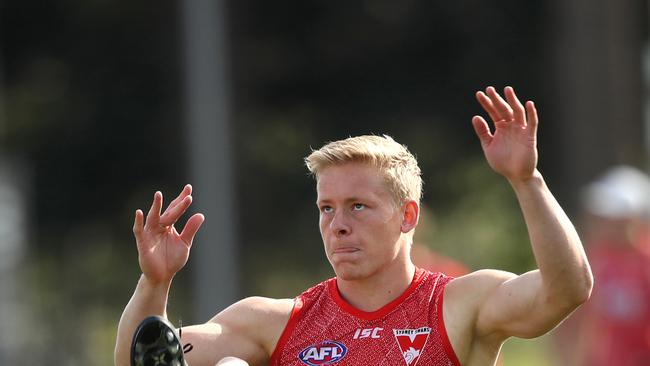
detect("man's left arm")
[482,170,593,338]
[470,86,593,339]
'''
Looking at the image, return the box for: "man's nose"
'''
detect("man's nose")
[330,210,351,237]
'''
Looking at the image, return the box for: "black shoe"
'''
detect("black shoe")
[131,315,188,366]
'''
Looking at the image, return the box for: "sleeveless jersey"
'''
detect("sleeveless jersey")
[270,268,461,366]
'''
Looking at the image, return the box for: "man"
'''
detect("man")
[115,86,593,366]
[554,166,650,365]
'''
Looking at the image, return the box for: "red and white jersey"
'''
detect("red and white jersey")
[270,268,460,366]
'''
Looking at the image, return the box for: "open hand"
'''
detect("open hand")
[133,184,205,284]
[472,86,539,182]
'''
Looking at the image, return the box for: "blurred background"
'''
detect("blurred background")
[1,0,649,365]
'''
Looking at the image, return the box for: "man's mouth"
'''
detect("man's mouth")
[333,247,360,254]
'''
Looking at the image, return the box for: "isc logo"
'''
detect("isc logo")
[353,327,383,339]
[298,340,348,365]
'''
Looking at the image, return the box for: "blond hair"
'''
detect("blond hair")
[305,135,422,204]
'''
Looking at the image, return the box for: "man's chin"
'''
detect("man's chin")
[333,263,369,281]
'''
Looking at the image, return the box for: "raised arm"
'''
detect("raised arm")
[467,87,593,340]
[114,186,293,366]
[114,185,205,365]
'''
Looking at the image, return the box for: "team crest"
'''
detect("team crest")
[393,327,431,366]
[298,340,348,365]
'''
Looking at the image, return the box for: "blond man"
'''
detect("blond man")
[116,86,592,366]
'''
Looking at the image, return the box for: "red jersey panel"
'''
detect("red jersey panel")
[270,268,460,366]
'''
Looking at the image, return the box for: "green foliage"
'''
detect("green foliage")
[421,157,535,273]
[22,224,139,364]
[500,335,554,366]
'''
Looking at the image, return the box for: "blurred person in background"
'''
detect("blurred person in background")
[554,165,650,366]
[115,87,593,366]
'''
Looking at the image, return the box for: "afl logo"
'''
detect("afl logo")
[298,340,348,365]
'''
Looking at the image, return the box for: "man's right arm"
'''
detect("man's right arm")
[115,280,294,366]
[180,296,294,366]
[113,186,292,366]
[114,275,172,365]
[114,185,204,366]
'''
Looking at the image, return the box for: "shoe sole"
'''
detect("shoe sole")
[131,315,187,366]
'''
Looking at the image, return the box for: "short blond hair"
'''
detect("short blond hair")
[305,135,423,204]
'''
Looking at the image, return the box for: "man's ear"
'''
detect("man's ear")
[401,200,419,233]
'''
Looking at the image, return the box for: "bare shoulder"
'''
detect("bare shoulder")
[210,297,295,355]
[444,269,516,327]
[445,269,518,320]
[447,269,517,301]
[210,296,294,331]
[223,296,294,313]
[441,269,517,363]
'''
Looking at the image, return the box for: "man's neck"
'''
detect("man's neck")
[336,261,416,312]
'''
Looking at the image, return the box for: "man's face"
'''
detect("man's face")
[316,162,406,281]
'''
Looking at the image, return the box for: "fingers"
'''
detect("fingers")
[143,185,195,226]
[159,184,194,226]
[504,86,526,127]
[475,90,501,123]
[485,86,513,121]
[142,185,198,229]
[160,195,193,227]
[477,86,532,129]
[471,116,493,148]
[166,184,192,215]
[180,213,205,246]
[146,191,163,227]
[525,100,539,137]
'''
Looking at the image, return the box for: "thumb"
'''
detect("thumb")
[180,213,205,247]
[133,209,145,246]
[471,116,493,148]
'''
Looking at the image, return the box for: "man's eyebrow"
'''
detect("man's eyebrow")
[316,196,371,206]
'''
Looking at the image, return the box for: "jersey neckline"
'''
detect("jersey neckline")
[329,267,427,321]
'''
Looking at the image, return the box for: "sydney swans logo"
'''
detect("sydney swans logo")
[393,327,431,366]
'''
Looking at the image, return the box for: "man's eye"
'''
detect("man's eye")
[353,203,365,211]
[321,206,333,213]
